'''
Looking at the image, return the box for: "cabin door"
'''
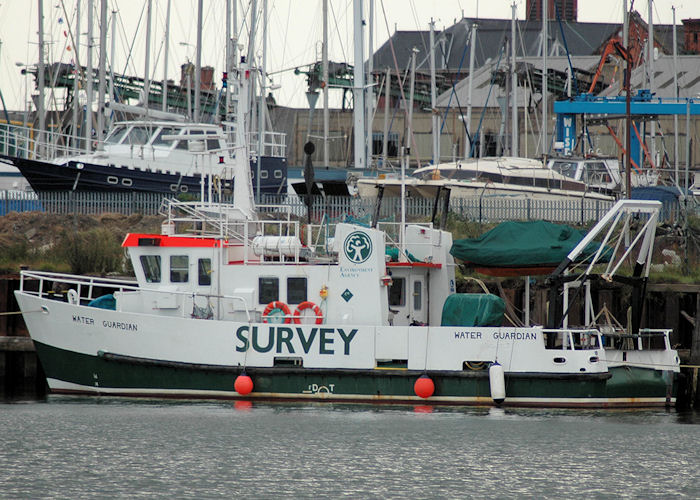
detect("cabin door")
[387,269,428,326]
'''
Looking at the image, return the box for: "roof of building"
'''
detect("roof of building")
[372,15,690,75]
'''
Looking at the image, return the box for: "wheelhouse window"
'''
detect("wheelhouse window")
[287,277,307,304]
[153,127,178,147]
[389,277,406,307]
[140,255,161,283]
[105,125,128,145]
[170,255,189,283]
[198,258,211,286]
[259,277,279,304]
[124,126,151,146]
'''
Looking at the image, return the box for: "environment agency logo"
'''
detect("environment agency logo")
[343,231,372,263]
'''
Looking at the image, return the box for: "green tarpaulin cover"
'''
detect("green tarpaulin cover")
[441,293,505,327]
[450,221,608,272]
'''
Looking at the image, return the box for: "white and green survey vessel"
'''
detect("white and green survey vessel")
[14,192,680,408]
[14,61,679,408]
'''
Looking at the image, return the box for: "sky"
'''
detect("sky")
[0,0,698,113]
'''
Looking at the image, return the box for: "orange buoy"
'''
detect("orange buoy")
[414,375,435,399]
[234,373,254,395]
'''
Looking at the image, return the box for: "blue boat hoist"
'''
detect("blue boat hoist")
[554,91,700,169]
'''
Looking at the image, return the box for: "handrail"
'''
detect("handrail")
[19,269,254,321]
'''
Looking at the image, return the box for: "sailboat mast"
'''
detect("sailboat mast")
[366,0,374,170]
[430,19,438,165]
[542,0,548,159]
[37,0,46,153]
[162,0,171,112]
[72,0,81,148]
[624,0,632,199]
[648,0,656,167]
[382,67,390,166]
[194,0,203,122]
[257,0,268,200]
[322,0,329,167]
[353,0,366,170]
[144,0,152,107]
[85,0,93,153]
[511,3,518,157]
[97,0,107,145]
[465,22,476,158]
[225,0,232,119]
[673,6,679,189]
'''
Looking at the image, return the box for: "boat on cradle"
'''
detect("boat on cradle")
[14,194,679,407]
[356,156,615,202]
[7,118,287,196]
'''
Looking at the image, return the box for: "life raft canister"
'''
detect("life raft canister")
[262,301,292,324]
[293,301,324,325]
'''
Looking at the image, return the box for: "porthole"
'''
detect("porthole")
[121,178,133,186]
[180,185,188,193]
[170,184,178,192]
[274,170,283,179]
[107,176,118,184]
[553,357,566,364]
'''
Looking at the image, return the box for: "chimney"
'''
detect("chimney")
[682,19,700,54]
[526,0,577,22]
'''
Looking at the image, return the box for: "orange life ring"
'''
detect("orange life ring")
[262,301,291,324]
[293,301,323,325]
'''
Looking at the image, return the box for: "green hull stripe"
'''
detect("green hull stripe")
[34,341,676,406]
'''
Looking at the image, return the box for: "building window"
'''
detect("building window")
[259,277,279,304]
[170,255,189,283]
[140,255,161,283]
[198,258,211,286]
[287,277,307,304]
[389,277,406,307]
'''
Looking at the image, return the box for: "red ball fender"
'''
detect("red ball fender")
[293,301,324,325]
[262,301,291,324]
[414,375,435,399]
[234,373,254,395]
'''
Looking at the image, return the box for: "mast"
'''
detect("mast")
[162,0,171,112]
[542,0,548,159]
[322,0,329,167]
[85,0,93,153]
[430,19,438,165]
[37,0,46,154]
[402,48,417,261]
[194,0,203,122]
[225,0,232,118]
[353,0,366,170]
[382,67,390,167]
[465,22,476,158]
[257,0,268,202]
[144,0,152,107]
[72,0,81,147]
[624,0,632,199]
[97,0,107,145]
[648,0,655,168]
[511,3,518,157]
[673,5,679,189]
[109,9,116,112]
[248,0,257,133]
[366,0,374,170]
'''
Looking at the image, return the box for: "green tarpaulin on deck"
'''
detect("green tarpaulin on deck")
[450,221,609,275]
[441,293,505,327]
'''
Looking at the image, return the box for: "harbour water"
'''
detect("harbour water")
[1,398,699,498]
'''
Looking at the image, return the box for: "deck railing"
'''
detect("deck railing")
[0,190,690,223]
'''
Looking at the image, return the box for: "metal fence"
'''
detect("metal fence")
[0,190,690,223]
